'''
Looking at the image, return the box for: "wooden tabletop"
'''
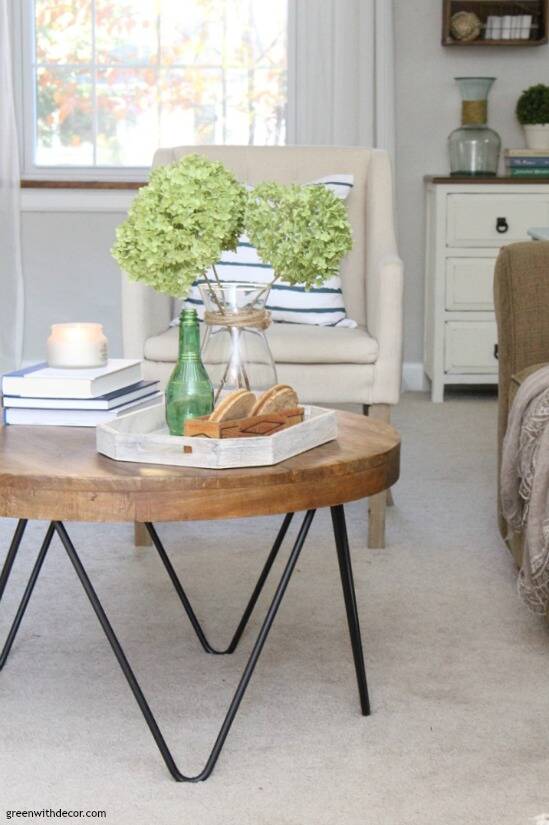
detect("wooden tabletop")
[0,412,400,523]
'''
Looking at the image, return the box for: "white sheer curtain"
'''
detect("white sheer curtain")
[0,0,24,373]
[287,0,395,156]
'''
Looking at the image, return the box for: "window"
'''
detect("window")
[24,0,287,174]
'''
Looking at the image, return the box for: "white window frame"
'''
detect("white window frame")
[14,0,294,182]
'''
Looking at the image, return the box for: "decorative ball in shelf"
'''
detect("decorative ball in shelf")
[450,11,482,42]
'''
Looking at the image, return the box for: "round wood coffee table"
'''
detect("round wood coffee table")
[0,411,399,782]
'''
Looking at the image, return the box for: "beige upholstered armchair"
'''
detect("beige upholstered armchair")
[121,146,403,547]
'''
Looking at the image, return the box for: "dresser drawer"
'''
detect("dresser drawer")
[445,258,495,310]
[444,321,498,373]
[447,194,549,247]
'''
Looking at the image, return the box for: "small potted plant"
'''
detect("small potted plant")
[516,84,549,150]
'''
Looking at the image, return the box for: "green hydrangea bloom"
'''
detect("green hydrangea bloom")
[245,182,353,289]
[112,154,246,297]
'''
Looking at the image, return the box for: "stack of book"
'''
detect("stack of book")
[1,359,162,426]
[505,149,549,178]
[485,15,533,40]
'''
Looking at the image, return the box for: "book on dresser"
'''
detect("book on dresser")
[1,359,163,427]
[505,149,549,177]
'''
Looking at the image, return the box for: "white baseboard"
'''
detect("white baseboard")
[402,361,427,392]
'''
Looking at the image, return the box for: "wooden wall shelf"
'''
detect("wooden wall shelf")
[442,0,548,45]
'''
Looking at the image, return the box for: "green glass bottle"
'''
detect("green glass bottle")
[165,308,214,435]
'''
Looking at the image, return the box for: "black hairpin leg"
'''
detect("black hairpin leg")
[145,512,294,655]
[0,506,370,782]
[331,505,371,716]
[0,521,55,671]
[0,519,27,601]
[53,511,316,782]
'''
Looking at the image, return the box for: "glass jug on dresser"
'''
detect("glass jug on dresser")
[448,77,501,177]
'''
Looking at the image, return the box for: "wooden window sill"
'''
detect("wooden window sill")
[20,180,145,190]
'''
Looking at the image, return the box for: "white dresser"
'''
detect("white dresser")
[424,176,549,402]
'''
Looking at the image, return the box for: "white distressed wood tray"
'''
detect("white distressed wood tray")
[96,402,337,469]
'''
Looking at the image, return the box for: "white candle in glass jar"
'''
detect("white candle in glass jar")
[47,323,108,368]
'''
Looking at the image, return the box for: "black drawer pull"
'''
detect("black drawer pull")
[494,343,499,360]
[496,217,509,234]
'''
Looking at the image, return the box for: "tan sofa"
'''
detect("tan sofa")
[121,146,404,548]
[494,240,549,567]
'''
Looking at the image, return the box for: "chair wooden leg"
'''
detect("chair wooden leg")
[368,494,386,549]
[365,404,391,548]
[134,522,152,547]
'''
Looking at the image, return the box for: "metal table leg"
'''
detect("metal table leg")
[53,511,315,781]
[0,520,27,601]
[0,506,370,781]
[144,513,294,654]
[0,521,55,671]
[331,505,371,716]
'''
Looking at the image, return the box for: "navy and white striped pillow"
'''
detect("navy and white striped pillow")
[177,175,356,328]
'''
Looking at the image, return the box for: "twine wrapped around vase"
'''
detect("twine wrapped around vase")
[462,100,487,126]
[204,307,272,330]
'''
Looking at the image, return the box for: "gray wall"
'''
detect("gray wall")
[395,0,549,363]
[21,211,125,362]
[20,1,549,367]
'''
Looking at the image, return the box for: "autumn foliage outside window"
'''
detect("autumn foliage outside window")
[33,0,287,167]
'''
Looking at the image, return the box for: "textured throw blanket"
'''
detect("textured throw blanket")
[501,365,549,614]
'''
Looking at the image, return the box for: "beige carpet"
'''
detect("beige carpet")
[1,391,548,825]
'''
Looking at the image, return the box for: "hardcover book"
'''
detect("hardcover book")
[2,360,142,399]
[2,380,159,410]
[505,149,549,157]
[506,157,549,168]
[509,167,549,177]
[3,392,163,427]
